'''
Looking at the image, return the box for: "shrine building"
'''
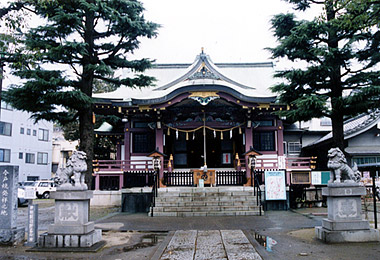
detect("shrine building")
[92,51,314,190]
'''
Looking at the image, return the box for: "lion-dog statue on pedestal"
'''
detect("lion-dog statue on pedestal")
[327,147,361,183]
[55,151,88,190]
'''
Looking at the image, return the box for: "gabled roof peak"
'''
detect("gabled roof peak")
[154,50,253,91]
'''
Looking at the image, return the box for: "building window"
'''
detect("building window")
[132,132,155,153]
[0,121,12,136]
[33,130,37,136]
[133,122,149,128]
[1,101,12,110]
[38,128,49,141]
[288,142,302,154]
[19,152,23,159]
[254,131,275,151]
[27,128,31,135]
[353,156,380,166]
[320,117,332,126]
[0,149,11,162]
[25,153,35,164]
[37,152,48,165]
[20,127,24,134]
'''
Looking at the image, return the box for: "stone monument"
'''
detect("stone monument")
[0,166,25,246]
[315,148,380,243]
[38,151,103,249]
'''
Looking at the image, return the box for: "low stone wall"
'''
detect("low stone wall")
[90,190,122,206]
[90,188,152,207]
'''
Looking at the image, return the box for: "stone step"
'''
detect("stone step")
[152,205,260,212]
[155,195,256,202]
[154,200,258,207]
[158,187,255,192]
[157,191,256,197]
[150,210,262,217]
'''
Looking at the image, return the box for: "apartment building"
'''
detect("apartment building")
[0,101,53,181]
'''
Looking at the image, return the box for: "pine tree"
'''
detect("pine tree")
[2,0,158,186]
[268,0,380,151]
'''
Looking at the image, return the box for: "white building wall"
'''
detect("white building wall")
[52,127,79,169]
[0,105,53,182]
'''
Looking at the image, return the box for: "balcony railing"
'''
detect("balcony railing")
[93,156,314,173]
[93,159,153,172]
[237,156,313,171]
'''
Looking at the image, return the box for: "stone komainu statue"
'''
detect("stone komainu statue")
[327,147,361,183]
[55,151,88,190]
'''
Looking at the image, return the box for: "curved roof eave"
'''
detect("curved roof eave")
[304,111,380,148]
[130,84,276,106]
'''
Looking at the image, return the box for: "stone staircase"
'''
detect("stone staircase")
[149,186,262,217]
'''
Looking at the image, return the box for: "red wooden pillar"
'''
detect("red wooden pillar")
[277,119,284,156]
[116,142,121,161]
[245,126,253,178]
[155,127,164,179]
[95,173,100,190]
[119,173,124,190]
[124,121,131,170]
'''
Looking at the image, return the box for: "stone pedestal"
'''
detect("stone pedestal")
[315,183,380,243]
[38,190,102,248]
[0,166,25,246]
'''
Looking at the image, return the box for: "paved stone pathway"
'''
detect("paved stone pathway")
[159,230,262,260]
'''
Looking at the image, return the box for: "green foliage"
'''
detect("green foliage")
[269,0,380,148]
[3,0,158,124]
[1,0,158,182]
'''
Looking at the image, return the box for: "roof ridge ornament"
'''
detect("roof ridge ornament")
[189,91,219,106]
[187,61,221,80]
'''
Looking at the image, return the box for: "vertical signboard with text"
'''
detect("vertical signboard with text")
[265,170,286,200]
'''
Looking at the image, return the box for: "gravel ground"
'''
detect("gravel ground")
[17,199,120,231]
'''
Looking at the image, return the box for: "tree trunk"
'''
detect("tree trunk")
[331,108,345,151]
[326,0,345,152]
[79,2,96,189]
[79,108,94,188]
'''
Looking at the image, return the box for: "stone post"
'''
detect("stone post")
[316,183,380,243]
[0,166,25,245]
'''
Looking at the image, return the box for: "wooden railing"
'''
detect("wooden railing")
[237,156,313,170]
[216,171,247,186]
[286,157,313,169]
[93,159,153,172]
[123,171,154,188]
[163,171,193,186]
[94,156,314,173]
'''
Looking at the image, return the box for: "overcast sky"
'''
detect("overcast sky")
[2,0,322,87]
[133,0,321,65]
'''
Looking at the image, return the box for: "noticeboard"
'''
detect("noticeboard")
[265,171,286,200]
[311,171,330,185]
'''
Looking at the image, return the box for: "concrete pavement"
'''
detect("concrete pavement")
[2,206,380,259]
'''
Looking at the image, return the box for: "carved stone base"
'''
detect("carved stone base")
[38,229,102,248]
[315,183,380,243]
[0,228,25,246]
[38,190,102,248]
[316,226,379,243]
